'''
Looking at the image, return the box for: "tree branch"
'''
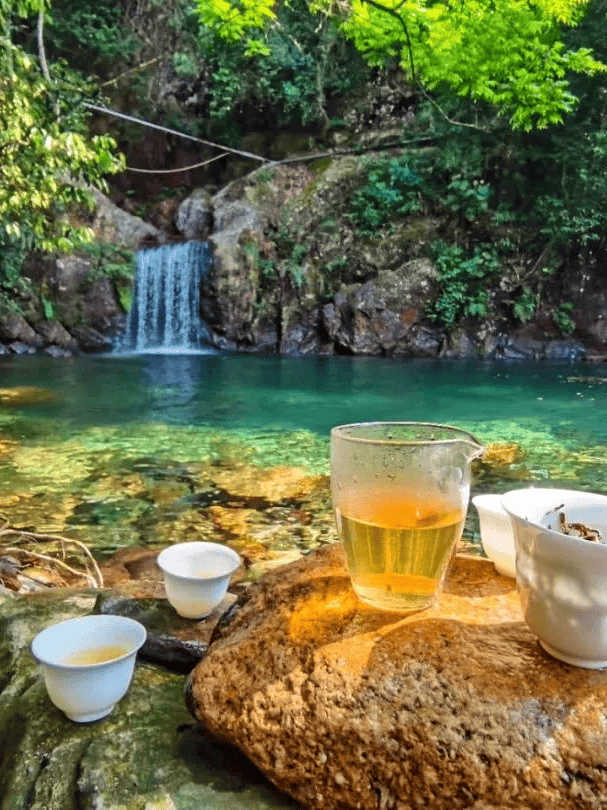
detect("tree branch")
[362,0,416,84]
[36,8,51,83]
[359,0,486,131]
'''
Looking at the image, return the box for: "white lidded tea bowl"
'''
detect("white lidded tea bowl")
[502,487,607,669]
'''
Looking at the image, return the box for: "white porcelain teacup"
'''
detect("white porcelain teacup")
[502,487,607,669]
[472,493,516,578]
[156,541,241,619]
[30,614,147,722]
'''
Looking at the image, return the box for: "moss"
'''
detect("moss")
[308,157,333,177]
[0,592,298,810]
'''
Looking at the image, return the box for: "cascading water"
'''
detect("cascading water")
[118,241,213,353]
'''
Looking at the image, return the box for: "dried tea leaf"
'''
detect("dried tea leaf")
[558,511,604,543]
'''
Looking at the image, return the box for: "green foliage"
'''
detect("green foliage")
[348,144,496,237]
[194,0,606,131]
[194,0,370,131]
[80,242,135,283]
[443,176,492,222]
[533,193,605,245]
[286,242,308,287]
[0,2,125,312]
[0,48,124,254]
[513,288,539,323]
[45,0,140,69]
[244,242,276,280]
[553,302,575,334]
[349,158,423,236]
[426,241,501,328]
[0,224,35,314]
[79,242,135,314]
[41,296,54,320]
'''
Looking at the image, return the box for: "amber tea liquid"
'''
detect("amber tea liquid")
[62,644,129,666]
[338,494,464,611]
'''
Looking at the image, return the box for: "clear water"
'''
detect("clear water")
[2,351,606,809]
[1,352,607,552]
[1,352,607,472]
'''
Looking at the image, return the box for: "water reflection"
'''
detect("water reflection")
[2,354,607,441]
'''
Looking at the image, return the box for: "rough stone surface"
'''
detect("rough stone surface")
[68,325,113,353]
[322,262,437,356]
[0,313,44,347]
[0,589,301,810]
[48,255,124,337]
[177,189,214,240]
[34,319,80,351]
[91,188,161,250]
[205,186,268,348]
[188,544,607,810]
[7,341,36,355]
[544,339,587,361]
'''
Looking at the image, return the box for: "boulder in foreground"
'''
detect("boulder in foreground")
[188,544,607,810]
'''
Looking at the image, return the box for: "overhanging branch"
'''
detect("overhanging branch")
[362,0,417,84]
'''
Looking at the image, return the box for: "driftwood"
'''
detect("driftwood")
[0,521,103,593]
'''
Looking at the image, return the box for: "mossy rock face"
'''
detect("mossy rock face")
[0,590,300,810]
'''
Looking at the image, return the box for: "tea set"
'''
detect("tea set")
[29,421,607,724]
[30,539,241,722]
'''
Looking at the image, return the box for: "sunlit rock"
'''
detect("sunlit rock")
[189,544,607,810]
[90,188,161,249]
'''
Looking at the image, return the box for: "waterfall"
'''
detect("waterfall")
[118,241,213,354]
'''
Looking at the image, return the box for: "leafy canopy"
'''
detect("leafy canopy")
[194,0,605,130]
[0,0,124,254]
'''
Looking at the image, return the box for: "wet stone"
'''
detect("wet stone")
[95,592,238,672]
[0,589,301,810]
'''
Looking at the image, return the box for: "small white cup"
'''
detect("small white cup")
[156,541,241,619]
[472,493,516,578]
[502,487,607,669]
[30,615,147,722]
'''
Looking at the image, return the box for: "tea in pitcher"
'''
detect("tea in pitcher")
[330,422,483,613]
[337,495,464,611]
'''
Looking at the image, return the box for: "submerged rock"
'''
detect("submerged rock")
[188,544,607,810]
[0,386,56,407]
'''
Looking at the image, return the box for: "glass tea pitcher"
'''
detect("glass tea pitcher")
[331,422,484,612]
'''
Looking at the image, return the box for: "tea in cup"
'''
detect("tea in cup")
[30,614,147,722]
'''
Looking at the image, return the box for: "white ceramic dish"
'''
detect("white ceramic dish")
[156,541,241,619]
[30,614,146,722]
[502,487,607,669]
[472,493,516,578]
